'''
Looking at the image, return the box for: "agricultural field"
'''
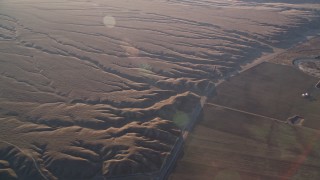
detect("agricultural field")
[209,62,320,129]
[170,105,320,180]
[170,62,320,180]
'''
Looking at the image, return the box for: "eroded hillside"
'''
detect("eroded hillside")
[0,0,320,179]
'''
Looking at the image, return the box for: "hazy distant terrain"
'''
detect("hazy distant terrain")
[0,0,320,179]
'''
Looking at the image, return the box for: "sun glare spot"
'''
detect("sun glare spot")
[173,111,189,129]
[103,16,116,28]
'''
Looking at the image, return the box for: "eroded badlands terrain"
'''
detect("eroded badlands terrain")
[1,0,320,179]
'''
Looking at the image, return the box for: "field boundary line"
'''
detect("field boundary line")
[206,102,284,123]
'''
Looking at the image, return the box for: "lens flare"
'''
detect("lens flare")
[103,16,116,28]
[173,111,189,129]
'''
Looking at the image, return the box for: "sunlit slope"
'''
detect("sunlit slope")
[1,0,320,179]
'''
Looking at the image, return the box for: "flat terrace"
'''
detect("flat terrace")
[169,62,320,180]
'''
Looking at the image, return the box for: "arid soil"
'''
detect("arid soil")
[1,0,320,179]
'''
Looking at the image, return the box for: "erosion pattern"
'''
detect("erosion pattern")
[0,0,320,179]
